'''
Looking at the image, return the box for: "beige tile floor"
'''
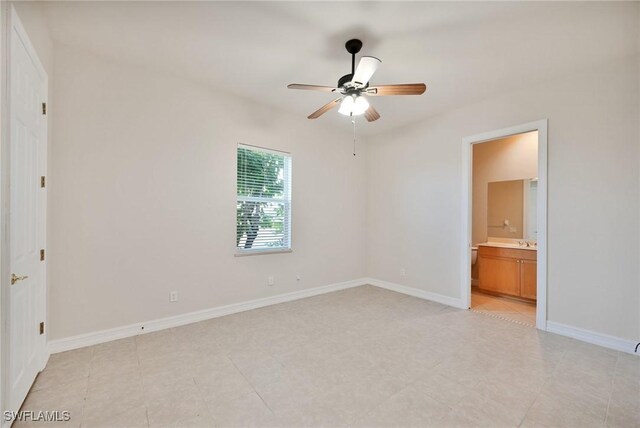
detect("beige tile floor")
[16,285,640,428]
[470,289,537,326]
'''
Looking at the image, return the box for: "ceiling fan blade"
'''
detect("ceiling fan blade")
[367,83,427,96]
[288,84,337,92]
[364,105,380,122]
[351,56,381,87]
[307,98,342,119]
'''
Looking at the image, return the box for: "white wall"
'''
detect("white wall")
[472,132,538,245]
[367,57,640,342]
[49,45,367,340]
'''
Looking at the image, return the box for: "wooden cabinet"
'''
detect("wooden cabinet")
[478,255,520,296]
[478,246,537,300]
[519,259,537,300]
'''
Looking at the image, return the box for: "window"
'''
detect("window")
[236,144,291,255]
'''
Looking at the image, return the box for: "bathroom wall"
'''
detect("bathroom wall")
[472,132,538,245]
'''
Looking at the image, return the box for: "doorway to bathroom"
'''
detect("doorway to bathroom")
[461,120,548,330]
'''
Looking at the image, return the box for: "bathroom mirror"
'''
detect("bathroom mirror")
[487,179,537,240]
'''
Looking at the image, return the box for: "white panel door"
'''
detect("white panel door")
[8,7,48,414]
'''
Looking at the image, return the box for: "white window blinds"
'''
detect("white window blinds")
[236,144,292,254]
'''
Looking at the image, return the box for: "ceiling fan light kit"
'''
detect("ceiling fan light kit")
[338,94,369,116]
[287,38,427,122]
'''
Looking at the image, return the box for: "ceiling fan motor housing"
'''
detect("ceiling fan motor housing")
[338,74,353,89]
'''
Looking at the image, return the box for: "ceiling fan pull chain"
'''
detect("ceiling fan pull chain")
[352,115,357,156]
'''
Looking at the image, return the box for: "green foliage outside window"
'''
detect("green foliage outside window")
[237,147,287,249]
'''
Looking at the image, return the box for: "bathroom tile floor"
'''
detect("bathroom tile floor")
[16,285,639,427]
[471,288,537,326]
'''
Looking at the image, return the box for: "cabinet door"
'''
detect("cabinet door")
[520,260,537,300]
[478,255,520,296]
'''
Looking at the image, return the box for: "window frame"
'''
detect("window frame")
[235,144,292,256]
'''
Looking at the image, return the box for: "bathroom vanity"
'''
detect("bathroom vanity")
[477,243,537,300]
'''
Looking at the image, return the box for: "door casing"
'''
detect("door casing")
[460,120,548,329]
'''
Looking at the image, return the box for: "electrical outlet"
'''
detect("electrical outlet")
[170,291,178,302]
[400,268,406,277]
[296,275,301,281]
[268,276,275,286]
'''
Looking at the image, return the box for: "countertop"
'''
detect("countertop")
[476,242,537,251]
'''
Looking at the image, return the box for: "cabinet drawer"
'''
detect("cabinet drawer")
[478,246,537,261]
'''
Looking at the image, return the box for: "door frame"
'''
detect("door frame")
[460,119,548,330]
[0,4,49,420]
[0,2,6,419]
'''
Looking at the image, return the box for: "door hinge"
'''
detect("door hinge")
[40,249,45,261]
[39,322,45,335]
[42,102,47,115]
[41,176,46,188]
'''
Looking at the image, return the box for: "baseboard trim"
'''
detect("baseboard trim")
[364,277,468,310]
[48,278,368,354]
[546,321,639,356]
[49,277,636,357]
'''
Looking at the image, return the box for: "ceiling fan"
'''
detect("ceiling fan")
[287,39,426,122]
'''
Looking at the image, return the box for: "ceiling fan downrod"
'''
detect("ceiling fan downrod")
[343,39,362,87]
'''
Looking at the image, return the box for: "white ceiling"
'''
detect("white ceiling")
[42,1,638,136]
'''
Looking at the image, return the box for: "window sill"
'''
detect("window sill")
[234,248,293,257]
